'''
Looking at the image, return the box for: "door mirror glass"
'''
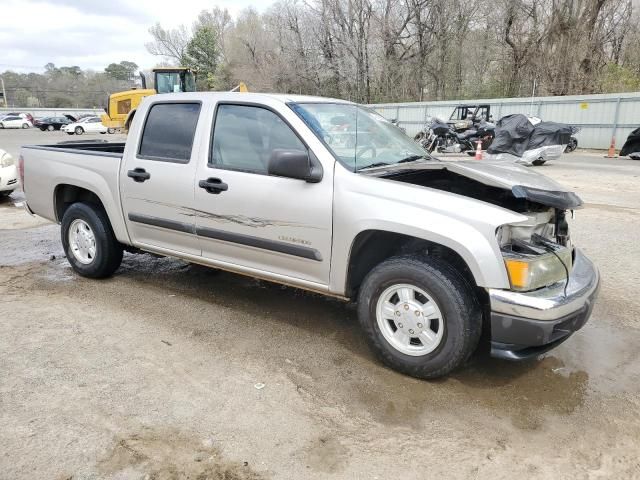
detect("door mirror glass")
[268,149,322,183]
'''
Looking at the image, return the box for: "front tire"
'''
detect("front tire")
[532,159,546,166]
[22,123,29,129]
[357,255,481,379]
[74,126,84,135]
[61,202,123,278]
[107,128,116,134]
[47,125,54,131]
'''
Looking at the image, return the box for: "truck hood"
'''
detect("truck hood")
[364,159,582,210]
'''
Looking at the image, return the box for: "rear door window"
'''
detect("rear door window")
[138,103,201,163]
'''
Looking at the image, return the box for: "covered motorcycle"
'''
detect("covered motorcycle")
[620,127,640,159]
[486,114,573,166]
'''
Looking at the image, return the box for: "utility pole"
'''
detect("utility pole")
[0,76,7,108]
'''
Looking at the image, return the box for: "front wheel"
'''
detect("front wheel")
[357,255,481,379]
[47,125,54,131]
[107,128,116,134]
[74,126,84,135]
[532,159,546,166]
[22,123,29,129]
[61,202,123,278]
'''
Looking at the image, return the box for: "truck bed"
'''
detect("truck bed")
[21,140,129,244]
[24,141,126,157]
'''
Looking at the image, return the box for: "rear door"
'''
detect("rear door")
[85,118,105,133]
[120,101,203,256]
[193,101,334,286]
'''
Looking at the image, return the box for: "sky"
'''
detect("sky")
[0,0,272,74]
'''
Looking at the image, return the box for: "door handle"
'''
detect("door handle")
[127,168,151,183]
[199,177,228,194]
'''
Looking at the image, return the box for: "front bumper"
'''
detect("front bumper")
[488,249,600,360]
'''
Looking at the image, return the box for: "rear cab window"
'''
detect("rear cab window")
[138,102,201,163]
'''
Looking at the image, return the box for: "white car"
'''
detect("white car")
[0,149,18,197]
[63,117,112,135]
[0,115,32,129]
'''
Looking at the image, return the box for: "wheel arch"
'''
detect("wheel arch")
[54,184,107,223]
[344,229,490,306]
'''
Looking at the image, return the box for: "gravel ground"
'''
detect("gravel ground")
[1,129,639,479]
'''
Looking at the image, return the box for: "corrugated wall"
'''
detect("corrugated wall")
[0,107,103,119]
[370,92,640,149]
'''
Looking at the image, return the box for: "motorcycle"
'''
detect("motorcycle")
[414,117,495,155]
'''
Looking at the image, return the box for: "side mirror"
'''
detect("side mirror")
[268,149,323,183]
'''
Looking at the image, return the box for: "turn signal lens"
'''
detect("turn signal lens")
[504,259,530,290]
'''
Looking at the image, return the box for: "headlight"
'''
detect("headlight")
[503,248,572,291]
[0,152,14,168]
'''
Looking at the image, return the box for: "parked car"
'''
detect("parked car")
[62,116,114,135]
[0,115,32,129]
[0,149,18,197]
[35,116,73,131]
[20,92,600,379]
[0,112,34,124]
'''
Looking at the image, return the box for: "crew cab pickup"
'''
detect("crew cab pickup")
[20,93,600,378]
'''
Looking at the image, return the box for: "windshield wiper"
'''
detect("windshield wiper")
[357,162,391,171]
[397,154,428,163]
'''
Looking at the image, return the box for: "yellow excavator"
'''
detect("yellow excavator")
[101,67,248,131]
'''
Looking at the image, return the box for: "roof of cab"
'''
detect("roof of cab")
[142,91,355,105]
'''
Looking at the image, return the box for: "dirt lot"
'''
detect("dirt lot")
[1,129,640,479]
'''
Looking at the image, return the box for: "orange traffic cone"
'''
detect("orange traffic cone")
[475,139,483,160]
[604,136,618,158]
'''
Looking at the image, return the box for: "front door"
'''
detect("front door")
[194,102,333,286]
[120,101,203,256]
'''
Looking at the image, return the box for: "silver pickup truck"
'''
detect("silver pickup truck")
[20,92,600,378]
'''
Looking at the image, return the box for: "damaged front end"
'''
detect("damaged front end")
[366,160,600,359]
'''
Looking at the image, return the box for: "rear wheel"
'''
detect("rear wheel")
[61,202,123,278]
[74,126,84,135]
[357,255,482,379]
[47,125,54,131]
[0,123,4,129]
[0,191,12,197]
[532,158,546,166]
[107,128,116,134]
[21,123,29,129]
[564,137,578,153]
[67,132,74,135]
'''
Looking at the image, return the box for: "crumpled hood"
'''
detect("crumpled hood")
[443,160,568,191]
[364,159,583,210]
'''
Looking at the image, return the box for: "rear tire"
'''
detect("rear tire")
[357,255,482,379]
[67,132,74,135]
[532,159,546,166]
[74,126,84,135]
[107,128,116,134]
[47,125,54,131]
[22,123,29,129]
[564,138,578,153]
[61,202,123,278]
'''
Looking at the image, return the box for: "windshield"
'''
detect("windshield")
[290,103,430,171]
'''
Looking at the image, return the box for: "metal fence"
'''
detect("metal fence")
[369,92,640,150]
[0,107,103,119]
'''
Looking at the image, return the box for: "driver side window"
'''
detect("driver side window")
[210,104,305,174]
